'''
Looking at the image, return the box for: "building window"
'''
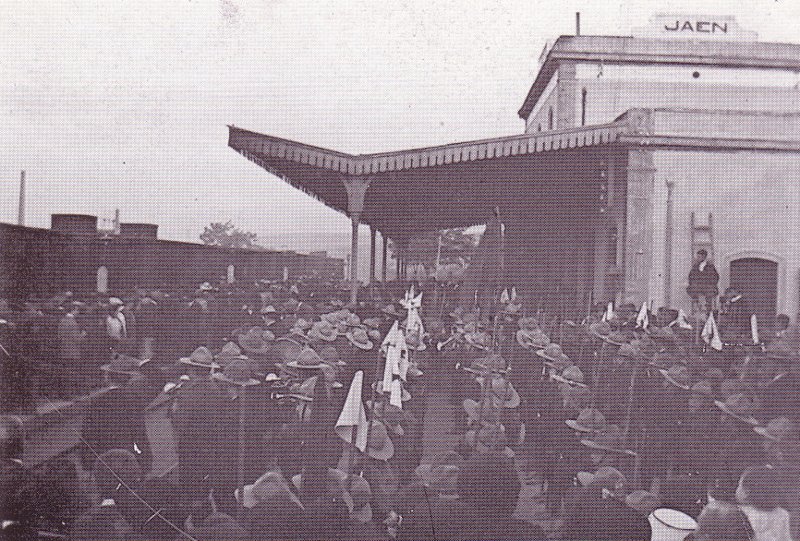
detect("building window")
[548,107,554,130]
[581,88,587,126]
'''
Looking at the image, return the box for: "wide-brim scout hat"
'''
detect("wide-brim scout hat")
[381,304,404,319]
[179,346,220,369]
[346,327,373,350]
[659,364,692,390]
[468,353,509,375]
[576,466,626,489]
[307,320,338,342]
[238,329,272,355]
[648,509,697,538]
[463,331,492,350]
[566,408,607,433]
[236,470,302,510]
[316,344,347,367]
[580,425,636,457]
[101,354,149,376]
[405,329,427,351]
[551,365,587,388]
[212,358,260,387]
[215,341,249,365]
[536,343,570,366]
[287,346,328,370]
[516,328,550,349]
[474,375,521,408]
[715,393,760,425]
[588,321,613,340]
[754,416,798,442]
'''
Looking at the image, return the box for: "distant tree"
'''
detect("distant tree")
[407,227,480,275]
[200,221,259,249]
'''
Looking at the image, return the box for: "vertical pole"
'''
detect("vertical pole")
[395,244,401,280]
[237,386,246,521]
[350,212,361,305]
[575,12,581,36]
[381,234,388,282]
[370,226,377,284]
[664,179,675,307]
[17,171,25,226]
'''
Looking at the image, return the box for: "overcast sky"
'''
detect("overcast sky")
[2,0,799,265]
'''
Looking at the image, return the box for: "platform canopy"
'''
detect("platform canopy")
[228,117,637,240]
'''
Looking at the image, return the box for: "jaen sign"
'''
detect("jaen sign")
[633,14,758,42]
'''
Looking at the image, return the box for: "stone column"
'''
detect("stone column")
[381,234,388,281]
[624,139,657,304]
[369,226,377,284]
[342,176,371,304]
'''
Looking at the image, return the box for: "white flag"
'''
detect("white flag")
[751,314,759,345]
[510,287,518,302]
[335,371,369,452]
[602,302,614,322]
[500,289,510,304]
[636,302,649,329]
[702,312,723,351]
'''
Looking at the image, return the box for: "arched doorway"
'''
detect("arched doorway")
[729,257,778,331]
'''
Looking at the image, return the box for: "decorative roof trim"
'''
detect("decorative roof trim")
[228,121,628,177]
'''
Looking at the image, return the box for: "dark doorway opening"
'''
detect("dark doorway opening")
[729,257,778,332]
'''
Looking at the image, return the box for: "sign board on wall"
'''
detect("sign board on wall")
[632,14,758,41]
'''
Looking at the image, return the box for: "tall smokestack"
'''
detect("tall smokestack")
[17,171,25,226]
[114,208,120,235]
[576,12,581,36]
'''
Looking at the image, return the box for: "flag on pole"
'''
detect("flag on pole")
[636,302,649,330]
[500,288,510,304]
[702,312,723,351]
[510,287,517,302]
[601,302,614,322]
[751,314,759,345]
[335,371,369,452]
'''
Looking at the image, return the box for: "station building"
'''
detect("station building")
[229,14,800,326]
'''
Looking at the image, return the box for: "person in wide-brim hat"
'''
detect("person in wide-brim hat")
[474,375,521,408]
[306,320,338,342]
[287,346,328,370]
[659,364,692,391]
[715,393,760,425]
[238,329,272,356]
[212,358,260,386]
[346,327,374,350]
[179,346,220,370]
[516,328,550,349]
[566,407,607,433]
[536,343,571,367]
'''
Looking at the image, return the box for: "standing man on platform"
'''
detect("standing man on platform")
[687,249,719,313]
[57,302,86,396]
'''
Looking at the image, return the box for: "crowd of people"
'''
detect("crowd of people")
[1,275,800,540]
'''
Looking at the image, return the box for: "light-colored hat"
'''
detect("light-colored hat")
[317,345,347,367]
[287,346,327,369]
[307,320,338,342]
[659,365,691,390]
[475,375,520,408]
[212,358,260,387]
[216,341,248,364]
[648,508,697,540]
[566,408,607,433]
[551,365,586,387]
[179,346,220,369]
[576,466,626,489]
[536,343,570,365]
[463,331,492,350]
[754,416,798,442]
[517,328,550,350]
[235,470,303,510]
[346,327,374,350]
[238,329,272,355]
[715,394,760,425]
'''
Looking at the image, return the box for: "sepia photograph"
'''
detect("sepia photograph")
[2,1,800,539]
